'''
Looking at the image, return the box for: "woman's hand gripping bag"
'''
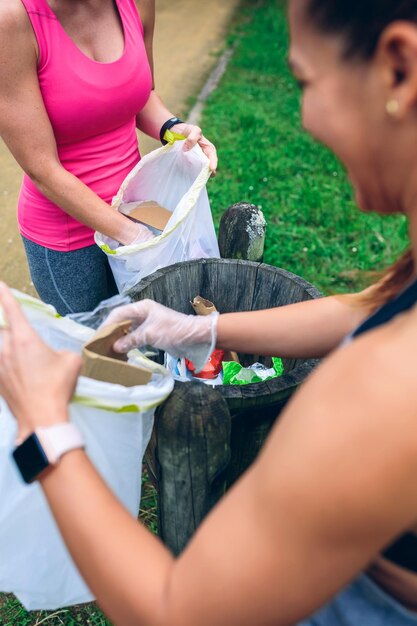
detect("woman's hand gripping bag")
[95,140,220,293]
[0,292,174,610]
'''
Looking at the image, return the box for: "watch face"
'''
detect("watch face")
[12,434,49,484]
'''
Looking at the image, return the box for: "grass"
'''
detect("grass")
[203,0,410,294]
[0,596,109,626]
[0,1,411,624]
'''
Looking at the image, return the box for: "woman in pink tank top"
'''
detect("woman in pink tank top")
[0,0,217,314]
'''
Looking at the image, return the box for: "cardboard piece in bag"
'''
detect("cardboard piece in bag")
[120,200,172,233]
[191,296,240,364]
[81,321,152,387]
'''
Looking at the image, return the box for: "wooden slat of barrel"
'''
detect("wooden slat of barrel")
[154,382,231,555]
[226,402,282,487]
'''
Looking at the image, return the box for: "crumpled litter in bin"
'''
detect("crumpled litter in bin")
[165,353,224,386]
[222,357,284,386]
[165,353,284,387]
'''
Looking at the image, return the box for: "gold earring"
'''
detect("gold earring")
[386,99,399,115]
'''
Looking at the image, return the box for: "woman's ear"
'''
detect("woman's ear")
[376,22,417,118]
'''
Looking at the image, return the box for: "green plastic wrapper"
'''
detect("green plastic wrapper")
[222,357,284,386]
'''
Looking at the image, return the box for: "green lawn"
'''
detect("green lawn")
[0,0,410,624]
[0,596,109,626]
[203,0,409,294]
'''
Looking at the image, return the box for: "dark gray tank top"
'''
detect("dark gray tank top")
[348,277,417,572]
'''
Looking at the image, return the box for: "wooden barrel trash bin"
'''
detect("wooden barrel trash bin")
[128,258,322,554]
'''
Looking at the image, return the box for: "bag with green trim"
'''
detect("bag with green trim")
[95,139,219,293]
[0,291,173,610]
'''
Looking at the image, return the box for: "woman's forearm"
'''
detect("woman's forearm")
[29,161,138,245]
[136,90,176,140]
[216,295,369,359]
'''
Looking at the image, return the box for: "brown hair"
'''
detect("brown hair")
[348,249,415,311]
[306,0,417,61]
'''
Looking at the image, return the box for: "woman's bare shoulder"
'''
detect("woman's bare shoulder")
[263,303,417,483]
[0,0,37,61]
[330,305,417,423]
[254,304,417,535]
[0,0,33,32]
[321,302,417,405]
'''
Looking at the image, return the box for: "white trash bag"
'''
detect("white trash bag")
[95,140,220,293]
[0,292,174,610]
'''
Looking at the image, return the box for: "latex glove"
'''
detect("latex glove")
[0,283,81,441]
[128,222,155,245]
[101,299,219,372]
[104,219,155,248]
[171,122,217,174]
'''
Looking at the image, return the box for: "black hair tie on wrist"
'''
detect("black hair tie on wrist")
[160,117,184,145]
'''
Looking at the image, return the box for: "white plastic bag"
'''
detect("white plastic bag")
[95,140,220,292]
[0,292,174,610]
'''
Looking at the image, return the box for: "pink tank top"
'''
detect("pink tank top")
[18,0,152,251]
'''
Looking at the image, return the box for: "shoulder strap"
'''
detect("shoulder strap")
[383,533,417,573]
[119,0,145,37]
[352,278,417,340]
[18,0,56,70]
[19,0,54,17]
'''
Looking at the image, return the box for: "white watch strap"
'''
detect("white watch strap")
[36,423,85,465]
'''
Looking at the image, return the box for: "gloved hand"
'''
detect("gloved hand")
[101,299,219,372]
[128,222,155,245]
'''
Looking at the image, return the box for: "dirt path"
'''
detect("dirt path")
[0,0,240,294]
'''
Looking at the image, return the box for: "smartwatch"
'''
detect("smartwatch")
[12,423,85,484]
[159,116,183,144]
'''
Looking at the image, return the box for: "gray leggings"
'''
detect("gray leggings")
[22,237,119,315]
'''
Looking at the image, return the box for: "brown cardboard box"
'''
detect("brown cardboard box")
[120,200,172,233]
[81,321,151,387]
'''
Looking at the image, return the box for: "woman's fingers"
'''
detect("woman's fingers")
[0,282,30,334]
[0,282,35,357]
[173,123,218,173]
[183,124,203,152]
[59,350,83,395]
[101,301,151,329]
[198,135,218,173]
[113,330,143,353]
